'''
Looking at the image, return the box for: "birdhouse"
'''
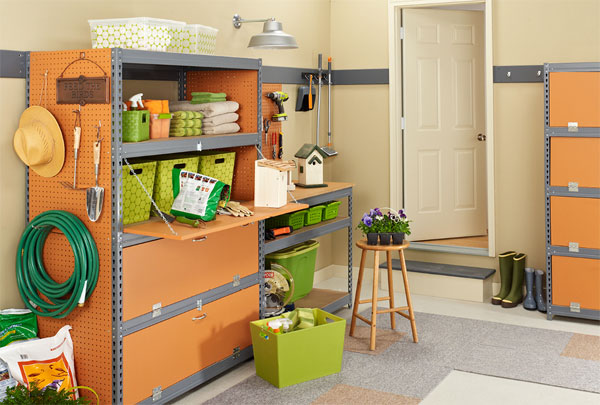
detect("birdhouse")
[295,144,328,187]
[254,159,296,208]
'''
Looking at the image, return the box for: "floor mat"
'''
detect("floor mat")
[312,384,420,405]
[203,310,600,404]
[344,325,406,355]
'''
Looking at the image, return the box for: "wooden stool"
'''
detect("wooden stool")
[350,239,418,350]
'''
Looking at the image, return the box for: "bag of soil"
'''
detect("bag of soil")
[170,168,230,221]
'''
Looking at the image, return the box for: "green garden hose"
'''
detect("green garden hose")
[16,210,99,319]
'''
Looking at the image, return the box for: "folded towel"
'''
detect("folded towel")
[191,98,227,104]
[191,92,227,98]
[184,128,202,136]
[202,112,239,128]
[169,101,206,112]
[170,128,185,137]
[173,110,203,120]
[193,101,240,118]
[202,123,240,135]
[171,118,202,128]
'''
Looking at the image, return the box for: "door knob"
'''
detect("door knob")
[477,133,486,141]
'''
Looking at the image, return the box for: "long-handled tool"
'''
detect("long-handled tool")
[86,121,104,222]
[61,106,85,189]
[321,56,338,157]
[316,54,323,147]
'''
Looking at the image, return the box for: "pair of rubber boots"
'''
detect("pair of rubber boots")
[492,251,533,308]
[523,268,547,312]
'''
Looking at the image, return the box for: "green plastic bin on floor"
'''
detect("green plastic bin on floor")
[265,240,319,303]
[250,309,346,388]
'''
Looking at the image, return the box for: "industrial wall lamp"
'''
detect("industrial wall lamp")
[232,14,298,49]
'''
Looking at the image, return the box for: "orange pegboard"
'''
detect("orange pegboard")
[28,49,113,404]
[225,145,258,202]
[262,83,283,159]
[186,70,258,134]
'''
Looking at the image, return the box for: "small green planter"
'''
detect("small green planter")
[304,205,325,226]
[250,308,346,388]
[122,110,150,142]
[322,201,342,221]
[265,210,308,231]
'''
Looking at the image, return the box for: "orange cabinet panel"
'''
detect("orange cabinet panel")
[550,137,600,188]
[549,71,600,127]
[552,256,600,310]
[122,285,258,404]
[551,196,600,250]
[122,223,258,321]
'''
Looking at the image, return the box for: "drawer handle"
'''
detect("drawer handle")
[192,313,207,321]
[192,236,208,242]
[242,222,255,227]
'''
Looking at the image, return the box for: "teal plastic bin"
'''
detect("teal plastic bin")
[265,240,319,302]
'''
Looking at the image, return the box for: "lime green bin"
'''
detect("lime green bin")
[250,309,346,388]
[265,240,319,303]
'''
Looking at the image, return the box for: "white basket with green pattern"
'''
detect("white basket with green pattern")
[88,18,185,51]
[177,24,218,55]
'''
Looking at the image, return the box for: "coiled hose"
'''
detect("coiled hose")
[16,210,99,318]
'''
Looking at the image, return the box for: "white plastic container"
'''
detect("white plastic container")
[177,24,218,54]
[88,18,185,51]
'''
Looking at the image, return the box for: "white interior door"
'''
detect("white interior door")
[403,8,486,241]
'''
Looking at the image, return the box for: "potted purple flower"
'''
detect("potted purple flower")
[389,209,411,245]
[357,208,383,245]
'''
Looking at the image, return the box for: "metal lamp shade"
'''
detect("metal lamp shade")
[248,20,298,49]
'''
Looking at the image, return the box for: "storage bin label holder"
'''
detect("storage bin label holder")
[56,52,110,105]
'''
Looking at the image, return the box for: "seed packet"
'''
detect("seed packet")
[170,168,230,221]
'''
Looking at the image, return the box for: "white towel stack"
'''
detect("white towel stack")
[169,101,241,135]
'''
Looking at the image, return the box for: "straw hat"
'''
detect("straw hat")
[13,106,65,177]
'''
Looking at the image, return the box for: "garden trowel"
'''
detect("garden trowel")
[86,122,104,222]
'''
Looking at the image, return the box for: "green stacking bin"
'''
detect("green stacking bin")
[198,151,236,186]
[250,308,346,388]
[122,110,150,142]
[322,201,342,221]
[123,161,157,224]
[265,240,319,302]
[265,210,308,231]
[151,155,200,216]
[305,205,325,226]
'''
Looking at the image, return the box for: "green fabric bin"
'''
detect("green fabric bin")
[123,161,157,225]
[322,201,342,221]
[265,210,307,231]
[265,240,319,303]
[250,308,346,388]
[305,205,325,226]
[198,151,236,186]
[151,155,200,216]
[123,110,150,142]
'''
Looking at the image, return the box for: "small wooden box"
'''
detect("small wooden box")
[254,159,294,208]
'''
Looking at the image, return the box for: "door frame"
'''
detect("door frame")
[388,0,496,257]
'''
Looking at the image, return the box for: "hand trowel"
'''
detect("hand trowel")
[87,121,104,222]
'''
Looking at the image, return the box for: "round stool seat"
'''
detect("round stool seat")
[356,239,410,251]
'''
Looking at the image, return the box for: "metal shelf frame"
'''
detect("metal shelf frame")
[264,217,351,254]
[544,62,600,321]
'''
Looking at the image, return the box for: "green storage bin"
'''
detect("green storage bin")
[322,201,342,221]
[265,210,308,231]
[305,205,325,226]
[122,110,150,142]
[151,155,200,216]
[123,161,157,225]
[265,240,319,302]
[198,151,236,186]
[250,308,346,388]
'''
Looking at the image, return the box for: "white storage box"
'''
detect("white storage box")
[177,24,218,54]
[88,18,185,51]
[254,160,295,208]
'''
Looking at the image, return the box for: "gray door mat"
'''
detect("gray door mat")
[380,259,495,280]
[201,311,599,404]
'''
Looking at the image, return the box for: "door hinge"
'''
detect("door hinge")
[233,274,241,287]
[233,346,241,359]
[152,302,162,318]
[152,386,162,402]
[401,117,405,130]
[400,27,405,40]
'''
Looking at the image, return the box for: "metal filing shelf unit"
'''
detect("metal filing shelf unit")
[544,62,600,321]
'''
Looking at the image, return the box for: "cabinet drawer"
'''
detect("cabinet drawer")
[122,285,258,404]
[552,256,600,311]
[551,196,600,250]
[549,71,600,127]
[550,137,600,189]
[123,222,258,321]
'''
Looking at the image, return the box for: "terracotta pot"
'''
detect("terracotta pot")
[379,233,391,245]
[366,233,379,245]
[392,232,405,245]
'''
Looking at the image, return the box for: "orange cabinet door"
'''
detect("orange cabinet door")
[552,256,600,310]
[550,137,600,188]
[122,285,258,404]
[123,223,258,321]
[549,71,600,127]
[551,196,600,250]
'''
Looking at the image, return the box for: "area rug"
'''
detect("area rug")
[344,325,405,355]
[203,310,600,404]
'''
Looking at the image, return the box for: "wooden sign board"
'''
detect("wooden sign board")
[56,75,110,105]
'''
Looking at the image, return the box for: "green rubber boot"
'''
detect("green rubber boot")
[502,253,527,308]
[491,251,517,305]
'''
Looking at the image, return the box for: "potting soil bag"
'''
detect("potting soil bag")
[0,309,38,348]
[170,168,230,221]
[0,325,78,399]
